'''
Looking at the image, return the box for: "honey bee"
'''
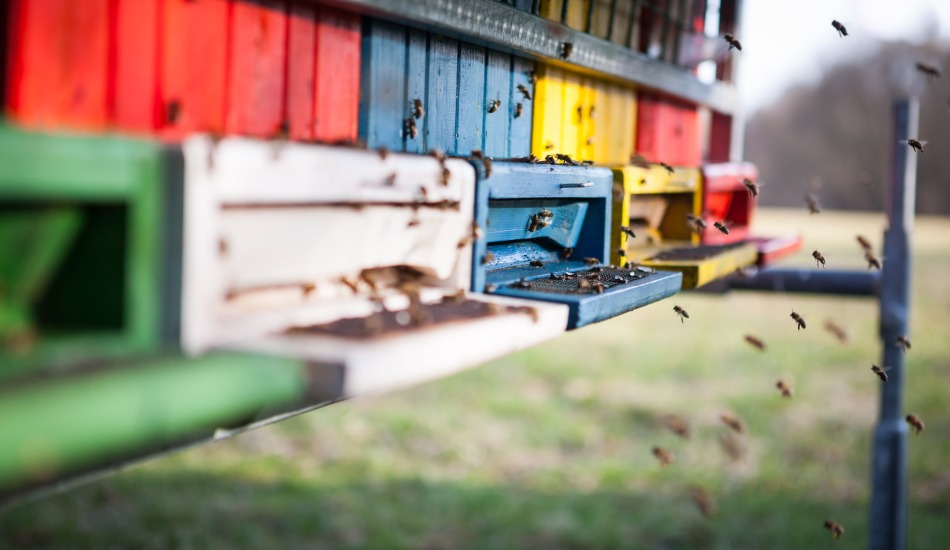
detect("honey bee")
[791,311,806,330]
[527,214,541,232]
[429,148,447,163]
[776,380,793,398]
[714,220,731,235]
[824,320,849,343]
[686,213,707,233]
[831,20,848,37]
[166,100,182,124]
[629,154,651,168]
[673,305,689,323]
[824,520,845,539]
[743,178,759,198]
[515,102,524,118]
[471,149,492,178]
[664,415,691,439]
[611,275,625,284]
[906,413,925,435]
[529,70,538,85]
[577,277,591,290]
[529,259,544,268]
[652,446,674,466]
[586,136,594,146]
[405,116,418,139]
[482,251,495,265]
[485,283,497,292]
[812,250,826,268]
[440,166,451,186]
[719,432,746,461]
[407,215,421,227]
[583,257,600,266]
[690,486,716,518]
[591,281,605,294]
[616,248,627,259]
[620,225,636,239]
[896,335,911,351]
[589,105,595,119]
[412,98,425,119]
[720,413,745,434]
[559,41,574,59]
[488,99,501,113]
[865,251,882,270]
[659,162,675,174]
[549,272,565,280]
[512,278,532,289]
[517,83,532,101]
[903,138,926,153]
[556,153,579,166]
[561,247,574,259]
[916,62,941,80]
[377,146,389,161]
[744,334,766,351]
[870,364,891,382]
[301,282,316,296]
[856,235,873,252]
[723,33,742,51]
[805,193,821,214]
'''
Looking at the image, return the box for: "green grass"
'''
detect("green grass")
[3,208,949,549]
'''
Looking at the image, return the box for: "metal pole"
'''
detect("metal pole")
[869,98,917,550]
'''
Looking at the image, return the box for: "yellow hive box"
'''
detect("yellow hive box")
[611,164,758,289]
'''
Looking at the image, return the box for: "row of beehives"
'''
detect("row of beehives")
[2,0,722,168]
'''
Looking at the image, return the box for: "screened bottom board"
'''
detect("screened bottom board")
[500,266,651,295]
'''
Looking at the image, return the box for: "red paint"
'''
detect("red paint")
[161,0,229,138]
[312,7,360,143]
[6,0,110,130]
[286,2,317,141]
[708,112,732,163]
[636,93,700,167]
[752,235,803,267]
[226,0,288,137]
[701,163,757,245]
[113,0,161,133]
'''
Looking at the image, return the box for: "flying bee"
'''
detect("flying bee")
[405,116,418,139]
[805,193,821,214]
[515,102,524,118]
[791,311,806,330]
[412,98,424,119]
[664,415,691,439]
[831,19,848,37]
[517,83,532,101]
[719,432,746,462]
[556,153,579,166]
[620,225,636,239]
[896,335,911,351]
[383,172,397,186]
[723,33,742,51]
[742,177,760,198]
[659,162,675,174]
[901,138,926,153]
[652,446,674,466]
[583,257,600,266]
[824,319,849,343]
[744,334,766,351]
[824,520,845,539]
[488,99,501,113]
[720,413,745,434]
[776,380,793,398]
[690,486,716,518]
[529,259,544,268]
[812,250,826,268]
[871,364,891,383]
[686,213,707,233]
[856,235,873,252]
[471,149,492,178]
[559,41,574,59]
[482,251,495,265]
[906,413,925,435]
[673,305,689,323]
[865,251,882,270]
[714,220,731,235]
[916,61,941,80]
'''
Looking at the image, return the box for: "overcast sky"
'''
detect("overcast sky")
[737,0,950,114]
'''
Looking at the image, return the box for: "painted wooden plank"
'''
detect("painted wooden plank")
[486,200,589,248]
[752,235,803,267]
[161,0,229,137]
[286,2,317,141]
[0,0,7,110]
[560,69,581,157]
[6,0,109,130]
[226,0,288,138]
[424,35,459,154]
[530,65,561,158]
[538,0,588,29]
[709,112,732,162]
[456,43,487,155]
[589,0,611,40]
[509,56,534,157]
[641,242,757,289]
[312,7,361,143]
[112,0,162,133]
[404,29,428,154]
[483,50,512,158]
[636,93,701,166]
[576,76,596,162]
[358,20,407,151]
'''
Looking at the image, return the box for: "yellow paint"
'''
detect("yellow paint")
[560,70,582,155]
[641,243,759,289]
[539,0,590,30]
[531,66,563,157]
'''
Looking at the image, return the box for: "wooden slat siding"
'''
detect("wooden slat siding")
[312,7,361,143]
[113,0,162,133]
[482,50,511,158]
[227,0,288,138]
[539,0,588,29]
[589,0,610,40]
[161,0,229,137]
[358,20,406,151]
[576,76,595,162]
[530,65,559,158]
[636,93,700,166]
[424,35,458,154]
[456,43,486,154]
[286,2,317,141]
[708,112,731,162]
[403,29,427,154]
[508,56,534,157]
[6,0,110,130]
[559,69,581,157]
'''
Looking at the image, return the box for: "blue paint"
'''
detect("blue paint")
[405,30,429,154]
[483,50,512,157]
[486,200,588,248]
[358,21,407,151]
[424,35,459,153]
[456,43,486,154]
[509,57,534,157]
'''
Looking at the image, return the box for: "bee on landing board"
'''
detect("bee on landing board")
[673,305,689,323]
[776,380,793,398]
[743,178,759,198]
[791,311,806,330]
[720,413,745,434]
[805,193,821,214]
[871,364,891,383]
[529,260,544,268]
[481,251,495,265]
[744,334,766,351]
[652,446,674,466]
[831,20,848,37]
[812,250,826,268]
[659,162,675,174]
[559,41,574,59]
[897,335,911,351]
[664,415,691,439]
[723,33,742,51]
[916,61,940,80]
[824,520,845,539]
[412,98,425,119]
[690,486,717,518]
[906,414,925,435]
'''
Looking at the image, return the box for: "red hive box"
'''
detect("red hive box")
[701,162,756,245]
[635,92,701,168]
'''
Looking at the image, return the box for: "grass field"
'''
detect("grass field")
[2,209,948,549]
